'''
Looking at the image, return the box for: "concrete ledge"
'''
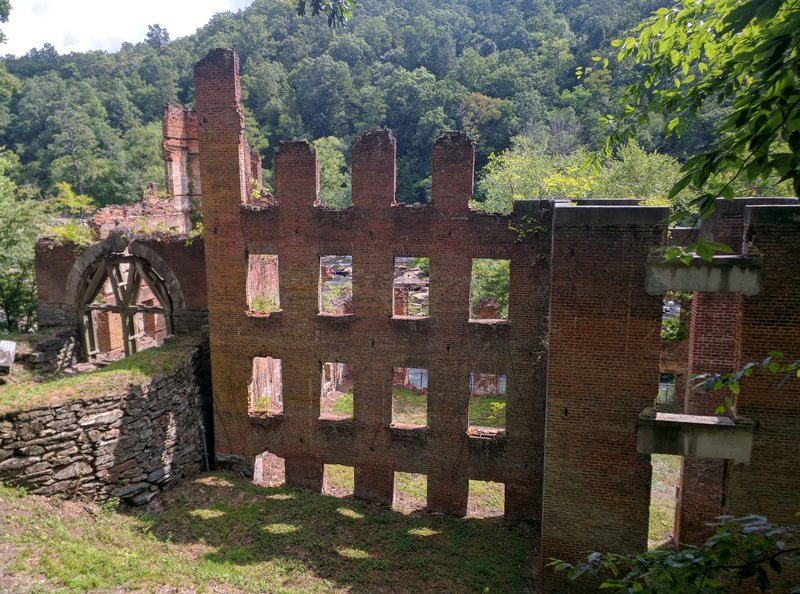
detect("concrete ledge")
[745,204,800,226]
[645,255,763,296]
[638,412,753,464]
[554,203,669,226]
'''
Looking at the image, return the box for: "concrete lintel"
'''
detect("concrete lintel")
[645,254,763,296]
[554,203,669,227]
[638,412,753,464]
[745,204,800,226]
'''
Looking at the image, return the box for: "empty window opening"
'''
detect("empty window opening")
[254,450,286,487]
[323,464,355,497]
[313,136,352,209]
[467,480,505,518]
[320,362,353,419]
[658,373,679,412]
[250,356,283,416]
[393,471,427,514]
[661,293,689,342]
[468,373,507,433]
[470,259,510,321]
[393,257,429,317]
[392,367,428,427]
[247,254,280,314]
[319,255,353,315]
[649,454,681,550]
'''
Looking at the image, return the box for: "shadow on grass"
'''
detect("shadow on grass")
[136,472,537,593]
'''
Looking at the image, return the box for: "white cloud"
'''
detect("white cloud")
[2,0,254,57]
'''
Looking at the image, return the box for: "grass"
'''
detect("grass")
[649,454,681,549]
[330,390,354,416]
[468,480,505,518]
[0,337,193,414]
[391,387,427,426]
[468,395,506,428]
[0,472,536,593]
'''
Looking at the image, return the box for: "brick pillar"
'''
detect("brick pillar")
[676,291,740,546]
[285,458,324,491]
[727,204,800,526]
[354,466,394,506]
[194,48,252,457]
[431,131,473,215]
[542,204,667,592]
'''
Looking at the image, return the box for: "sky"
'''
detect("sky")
[2,0,255,58]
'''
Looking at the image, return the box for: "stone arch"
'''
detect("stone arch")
[67,232,187,359]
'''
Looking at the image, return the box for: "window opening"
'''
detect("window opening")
[648,454,681,550]
[319,255,353,315]
[468,372,507,433]
[313,136,352,209]
[254,450,286,487]
[392,367,428,427]
[323,464,355,497]
[247,254,280,314]
[393,471,427,514]
[320,362,353,419]
[250,356,283,416]
[393,257,429,317]
[467,480,505,518]
[658,373,678,412]
[469,259,510,321]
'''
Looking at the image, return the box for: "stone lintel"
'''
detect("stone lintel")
[645,255,763,296]
[744,203,800,226]
[554,203,669,226]
[638,412,753,464]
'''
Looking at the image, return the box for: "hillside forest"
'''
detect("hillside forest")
[0,0,792,331]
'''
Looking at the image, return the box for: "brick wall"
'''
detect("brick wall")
[195,49,549,521]
[541,203,667,592]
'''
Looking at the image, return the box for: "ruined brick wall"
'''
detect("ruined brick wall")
[163,104,201,219]
[34,236,208,335]
[35,239,80,327]
[196,48,549,520]
[727,205,800,526]
[541,202,666,592]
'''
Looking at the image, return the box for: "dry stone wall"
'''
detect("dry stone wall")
[0,345,207,504]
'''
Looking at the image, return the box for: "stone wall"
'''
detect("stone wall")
[0,344,207,504]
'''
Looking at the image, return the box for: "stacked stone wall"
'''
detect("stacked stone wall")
[0,345,207,504]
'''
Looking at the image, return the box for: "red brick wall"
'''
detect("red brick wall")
[727,205,800,526]
[541,203,667,592]
[195,49,549,521]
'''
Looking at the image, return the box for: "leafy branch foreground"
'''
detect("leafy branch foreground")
[550,515,800,593]
[0,472,534,593]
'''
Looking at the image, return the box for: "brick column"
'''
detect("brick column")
[542,204,666,592]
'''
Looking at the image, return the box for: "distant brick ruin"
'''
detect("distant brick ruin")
[32,48,799,592]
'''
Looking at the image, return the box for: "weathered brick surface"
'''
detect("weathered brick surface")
[195,49,548,521]
[728,206,800,525]
[541,204,667,592]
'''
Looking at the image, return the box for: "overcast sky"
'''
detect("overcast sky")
[2,0,255,58]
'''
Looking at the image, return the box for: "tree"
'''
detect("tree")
[550,515,800,593]
[293,0,358,28]
[0,0,9,44]
[145,24,170,49]
[313,136,351,209]
[600,0,800,220]
[0,150,50,332]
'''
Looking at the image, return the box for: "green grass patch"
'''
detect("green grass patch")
[0,338,193,414]
[325,465,354,492]
[331,390,353,415]
[468,395,506,428]
[649,454,681,549]
[0,473,536,593]
[468,480,504,517]
[391,387,427,426]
